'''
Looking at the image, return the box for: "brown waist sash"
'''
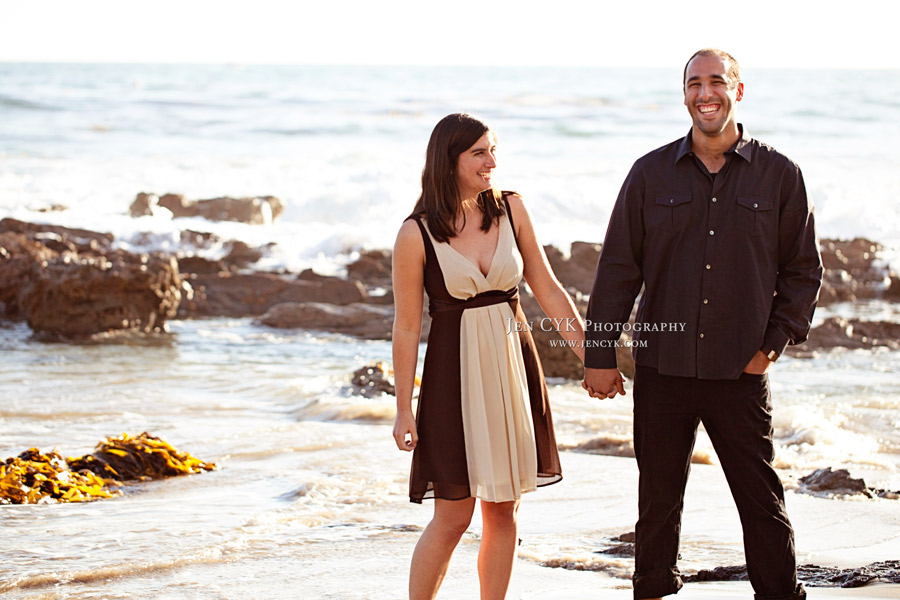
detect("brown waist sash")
[429,287,518,315]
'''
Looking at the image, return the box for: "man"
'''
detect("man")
[583,49,822,600]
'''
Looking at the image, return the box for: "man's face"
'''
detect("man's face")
[683,54,744,137]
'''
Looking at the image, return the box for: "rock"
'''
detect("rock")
[887,273,900,300]
[157,193,284,224]
[800,467,867,494]
[350,362,395,397]
[34,204,68,213]
[1,222,181,337]
[255,302,393,340]
[172,238,266,275]
[0,218,114,252]
[683,565,748,583]
[818,238,889,305]
[20,251,182,337]
[0,232,57,318]
[347,249,393,288]
[181,272,367,318]
[543,241,601,296]
[530,325,584,380]
[520,287,634,381]
[223,240,267,269]
[682,561,900,588]
[567,434,635,458]
[799,467,868,495]
[129,192,157,217]
[788,317,900,357]
[180,229,220,248]
[177,255,226,275]
[798,561,900,587]
[596,532,636,557]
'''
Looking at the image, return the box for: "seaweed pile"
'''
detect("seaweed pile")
[0,432,216,505]
[0,449,118,504]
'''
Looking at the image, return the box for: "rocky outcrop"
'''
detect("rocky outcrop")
[130,192,285,225]
[0,232,57,317]
[788,317,900,357]
[181,272,366,318]
[22,250,181,337]
[520,283,635,380]
[543,241,601,297]
[350,362,396,397]
[255,302,393,339]
[680,561,900,587]
[818,238,892,305]
[797,467,899,499]
[347,249,392,288]
[0,219,181,337]
[7,212,899,365]
[0,218,114,251]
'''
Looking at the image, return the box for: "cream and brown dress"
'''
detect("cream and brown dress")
[408,195,562,503]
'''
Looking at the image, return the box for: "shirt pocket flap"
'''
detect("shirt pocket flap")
[655,193,692,207]
[737,197,774,211]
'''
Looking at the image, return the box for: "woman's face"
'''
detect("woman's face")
[455,131,497,201]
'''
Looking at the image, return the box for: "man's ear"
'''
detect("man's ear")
[735,82,744,102]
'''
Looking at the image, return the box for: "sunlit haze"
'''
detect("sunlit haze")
[1,0,897,68]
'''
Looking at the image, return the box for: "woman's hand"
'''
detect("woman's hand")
[393,411,419,451]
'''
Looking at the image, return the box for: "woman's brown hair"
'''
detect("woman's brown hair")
[411,113,503,243]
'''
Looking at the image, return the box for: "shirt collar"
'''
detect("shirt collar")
[675,123,753,164]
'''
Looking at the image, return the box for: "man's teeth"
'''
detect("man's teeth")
[699,105,719,114]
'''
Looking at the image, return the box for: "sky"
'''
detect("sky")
[0,0,898,69]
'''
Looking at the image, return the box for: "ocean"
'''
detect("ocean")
[1,63,899,599]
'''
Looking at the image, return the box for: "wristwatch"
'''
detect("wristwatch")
[762,348,780,362]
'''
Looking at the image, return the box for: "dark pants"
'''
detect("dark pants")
[632,365,805,600]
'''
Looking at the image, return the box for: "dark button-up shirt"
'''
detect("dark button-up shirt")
[585,125,823,379]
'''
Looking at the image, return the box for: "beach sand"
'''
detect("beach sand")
[245,428,900,599]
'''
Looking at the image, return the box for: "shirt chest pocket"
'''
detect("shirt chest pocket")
[649,192,692,232]
[735,197,776,237]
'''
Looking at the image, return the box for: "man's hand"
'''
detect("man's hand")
[583,367,626,399]
[742,351,773,375]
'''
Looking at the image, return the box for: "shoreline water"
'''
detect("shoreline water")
[3,63,900,597]
[3,433,898,598]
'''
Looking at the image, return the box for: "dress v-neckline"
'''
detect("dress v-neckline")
[445,216,504,279]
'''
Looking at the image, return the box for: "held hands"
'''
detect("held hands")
[392,411,418,451]
[583,367,626,400]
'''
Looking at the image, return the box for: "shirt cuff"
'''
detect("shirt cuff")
[584,347,619,370]
[762,324,791,357]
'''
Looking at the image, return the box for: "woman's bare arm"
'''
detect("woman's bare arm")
[391,219,425,450]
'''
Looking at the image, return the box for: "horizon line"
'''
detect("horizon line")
[2,59,898,72]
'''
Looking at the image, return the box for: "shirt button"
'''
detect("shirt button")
[669,198,674,204]
[703,299,709,304]
[753,202,759,209]
[709,230,715,236]
[699,333,705,339]
[711,197,717,203]
[706,264,711,270]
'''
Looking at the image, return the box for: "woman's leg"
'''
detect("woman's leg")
[478,499,520,600]
[409,497,476,600]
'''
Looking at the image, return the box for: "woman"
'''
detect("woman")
[392,113,588,600]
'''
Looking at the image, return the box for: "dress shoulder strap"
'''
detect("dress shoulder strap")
[501,192,520,249]
[408,214,436,255]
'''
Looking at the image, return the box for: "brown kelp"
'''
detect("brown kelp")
[0,433,216,505]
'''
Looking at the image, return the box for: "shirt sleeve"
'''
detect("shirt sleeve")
[585,162,646,369]
[762,164,823,355]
